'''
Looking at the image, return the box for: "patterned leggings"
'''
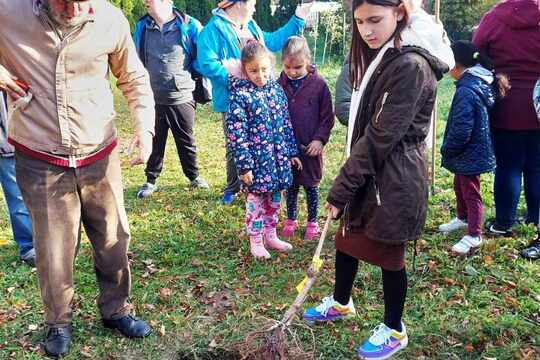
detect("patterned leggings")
[245,192,281,236]
[286,185,319,222]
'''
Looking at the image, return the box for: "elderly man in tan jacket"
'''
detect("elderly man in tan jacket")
[0,0,155,357]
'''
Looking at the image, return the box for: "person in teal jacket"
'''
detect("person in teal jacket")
[196,0,313,205]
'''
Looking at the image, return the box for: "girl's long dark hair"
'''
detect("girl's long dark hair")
[451,40,511,98]
[349,0,411,89]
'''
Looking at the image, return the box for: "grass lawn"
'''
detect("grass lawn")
[0,63,539,359]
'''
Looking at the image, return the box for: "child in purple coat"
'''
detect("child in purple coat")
[278,36,335,240]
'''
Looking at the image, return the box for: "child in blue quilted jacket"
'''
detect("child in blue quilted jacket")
[439,40,509,255]
[225,40,302,259]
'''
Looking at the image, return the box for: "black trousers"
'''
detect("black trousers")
[145,102,199,183]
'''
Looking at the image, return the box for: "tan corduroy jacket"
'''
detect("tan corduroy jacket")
[0,0,155,157]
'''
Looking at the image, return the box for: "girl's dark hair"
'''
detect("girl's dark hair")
[240,39,272,65]
[451,40,511,98]
[349,0,411,89]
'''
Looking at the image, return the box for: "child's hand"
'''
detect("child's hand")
[240,171,254,186]
[291,157,303,171]
[305,140,323,157]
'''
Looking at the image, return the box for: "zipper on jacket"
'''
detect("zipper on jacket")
[374,92,389,124]
[373,178,382,206]
[342,202,351,237]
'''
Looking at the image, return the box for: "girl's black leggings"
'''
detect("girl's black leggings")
[333,250,407,332]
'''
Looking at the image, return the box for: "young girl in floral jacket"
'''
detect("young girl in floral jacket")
[225,40,302,259]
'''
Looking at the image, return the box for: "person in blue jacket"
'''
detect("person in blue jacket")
[439,41,510,255]
[197,0,313,205]
[0,91,34,267]
[133,0,209,199]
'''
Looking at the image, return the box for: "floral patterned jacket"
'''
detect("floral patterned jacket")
[225,77,298,194]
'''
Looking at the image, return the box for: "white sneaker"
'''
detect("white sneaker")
[357,322,408,359]
[303,295,356,322]
[451,235,482,255]
[438,217,468,233]
[137,182,157,198]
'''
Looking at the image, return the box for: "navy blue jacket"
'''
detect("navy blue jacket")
[441,71,496,175]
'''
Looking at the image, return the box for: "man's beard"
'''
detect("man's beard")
[42,1,90,30]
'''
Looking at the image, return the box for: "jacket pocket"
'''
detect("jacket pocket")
[175,75,195,91]
[67,87,115,145]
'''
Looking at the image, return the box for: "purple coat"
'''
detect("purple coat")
[473,0,540,130]
[278,68,335,187]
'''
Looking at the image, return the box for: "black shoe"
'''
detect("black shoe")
[485,221,513,237]
[20,248,36,268]
[102,314,151,338]
[521,239,540,260]
[43,326,72,358]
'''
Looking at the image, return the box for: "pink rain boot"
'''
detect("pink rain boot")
[304,221,320,241]
[281,219,298,238]
[249,235,271,259]
[264,228,293,251]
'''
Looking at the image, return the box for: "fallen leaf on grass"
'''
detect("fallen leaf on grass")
[506,252,519,260]
[141,259,160,278]
[446,335,459,345]
[159,325,166,337]
[519,347,539,360]
[443,277,456,286]
[191,258,203,267]
[159,288,172,301]
[503,295,519,309]
[417,239,429,250]
[81,346,93,358]
[464,344,475,353]
[483,255,493,265]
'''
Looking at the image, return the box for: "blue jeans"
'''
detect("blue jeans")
[0,156,33,256]
[493,129,540,228]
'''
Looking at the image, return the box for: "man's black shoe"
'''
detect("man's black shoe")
[521,239,540,260]
[485,221,513,237]
[102,314,152,338]
[43,325,72,358]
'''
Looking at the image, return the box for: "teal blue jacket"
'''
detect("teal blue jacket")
[197,9,305,112]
